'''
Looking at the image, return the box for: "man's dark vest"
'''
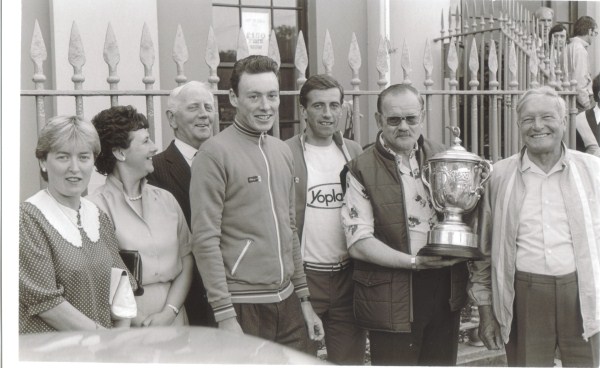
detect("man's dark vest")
[346,134,469,332]
[576,108,600,152]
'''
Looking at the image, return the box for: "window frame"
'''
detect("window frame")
[212,0,308,138]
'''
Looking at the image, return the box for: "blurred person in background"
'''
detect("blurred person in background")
[576,73,600,157]
[548,24,567,51]
[535,6,554,42]
[566,16,597,112]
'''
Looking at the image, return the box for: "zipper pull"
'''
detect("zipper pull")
[259,131,267,146]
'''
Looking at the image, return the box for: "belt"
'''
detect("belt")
[304,259,352,272]
[515,270,577,285]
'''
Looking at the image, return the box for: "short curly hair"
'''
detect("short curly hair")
[92,105,149,175]
[230,55,279,96]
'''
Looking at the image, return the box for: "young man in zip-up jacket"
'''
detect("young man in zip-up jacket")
[286,74,365,364]
[190,55,323,352]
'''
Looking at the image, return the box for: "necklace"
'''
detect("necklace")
[128,194,142,201]
[45,189,83,228]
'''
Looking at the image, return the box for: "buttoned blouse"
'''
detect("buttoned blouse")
[87,175,191,286]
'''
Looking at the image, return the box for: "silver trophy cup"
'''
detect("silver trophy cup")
[419,127,492,259]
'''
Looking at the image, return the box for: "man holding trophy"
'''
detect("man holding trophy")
[341,84,471,366]
[469,87,600,367]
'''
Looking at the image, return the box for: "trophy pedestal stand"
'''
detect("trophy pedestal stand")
[417,222,483,259]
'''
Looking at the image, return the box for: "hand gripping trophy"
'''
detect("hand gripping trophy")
[419,126,492,259]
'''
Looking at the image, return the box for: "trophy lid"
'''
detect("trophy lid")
[428,126,483,163]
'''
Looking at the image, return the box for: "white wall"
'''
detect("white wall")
[388,0,455,144]
[156,0,214,149]
[21,0,56,201]
[309,0,455,145]
[50,0,162,193]
[308,0,371,145]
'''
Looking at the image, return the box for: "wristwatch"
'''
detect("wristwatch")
[411,256,417,271]
[300,296,311,303]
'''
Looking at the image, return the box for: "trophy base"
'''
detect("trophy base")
[419,229,483,259]
[417,243,483,259]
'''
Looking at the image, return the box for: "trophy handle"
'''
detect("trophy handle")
[421,164,431,191]
[470,160,493,198]
[421,164,446,213]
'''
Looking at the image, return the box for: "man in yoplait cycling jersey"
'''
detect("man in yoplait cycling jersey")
[286,74,365,364]
[190,55,323,351]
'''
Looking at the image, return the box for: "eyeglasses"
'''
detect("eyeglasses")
[384,114,422,126]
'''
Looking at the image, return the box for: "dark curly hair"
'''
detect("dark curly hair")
[92,105,149,175]
[230,55,279,96]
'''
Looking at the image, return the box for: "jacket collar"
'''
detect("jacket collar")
[300,130,353,162]
[517,142,568,173]
[569,36,590,48]
[375,131,425,161]
[233,119,265,138]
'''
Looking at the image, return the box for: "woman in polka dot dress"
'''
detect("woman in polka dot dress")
[19,116,137,334]
[88,106,193,327]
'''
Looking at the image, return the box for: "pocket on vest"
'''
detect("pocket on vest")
[352,270,393,330]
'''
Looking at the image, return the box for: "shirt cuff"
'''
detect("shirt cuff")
[467,287,492,306]
[292,279,310,299]
[211,303,237,323]
[294,287,310,299]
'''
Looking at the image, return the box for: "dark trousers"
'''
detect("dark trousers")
[506,271,599,367]
[306,266,366,364]
[233,294,308,353]
[369,267,460,366]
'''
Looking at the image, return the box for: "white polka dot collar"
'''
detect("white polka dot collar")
[26,190,100,247]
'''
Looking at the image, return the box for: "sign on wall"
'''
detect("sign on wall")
[242,9,270,55]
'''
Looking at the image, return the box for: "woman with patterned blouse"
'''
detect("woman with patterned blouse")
[19,115,136,334]
[88,106,193,327]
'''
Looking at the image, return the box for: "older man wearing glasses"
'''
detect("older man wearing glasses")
[340,84,468,366]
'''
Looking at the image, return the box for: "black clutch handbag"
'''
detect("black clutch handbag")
[119,250,144,296]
